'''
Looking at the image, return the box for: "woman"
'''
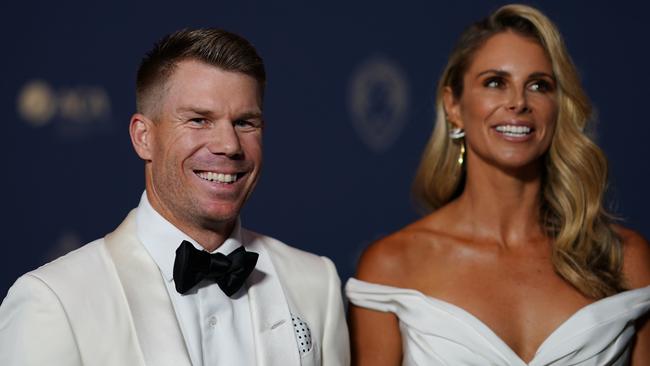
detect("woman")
[346,4,650,366]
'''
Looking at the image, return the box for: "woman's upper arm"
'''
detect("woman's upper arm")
[349,303,402,366]
[349,238,407,366]
[619,227,650,365]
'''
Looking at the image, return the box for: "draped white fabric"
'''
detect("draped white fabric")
[346,278,650,366]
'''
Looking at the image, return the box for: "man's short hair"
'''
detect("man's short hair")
[136,28,266,116]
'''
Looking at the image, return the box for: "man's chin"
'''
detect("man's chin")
[197,205,241,225]
[190,195,248,230]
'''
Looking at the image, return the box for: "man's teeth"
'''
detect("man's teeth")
[197,171,238,183]
[495,125,531,136]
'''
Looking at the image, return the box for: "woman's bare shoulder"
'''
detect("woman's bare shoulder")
[356,214,456,288]
[615,225,650,288]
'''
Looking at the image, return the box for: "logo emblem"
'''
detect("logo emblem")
[348,57,409,153]
[17,80,57,127]
[16,79,113,138]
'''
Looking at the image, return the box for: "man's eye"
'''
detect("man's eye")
[234,119,261,130]
[190,118,208,125]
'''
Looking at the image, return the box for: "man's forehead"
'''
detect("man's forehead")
[161,62,261,108]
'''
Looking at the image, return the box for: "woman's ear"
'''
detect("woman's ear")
[443,86,463,129]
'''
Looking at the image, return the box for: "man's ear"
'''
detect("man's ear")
[442,86,464,130]
[129,113,154,161]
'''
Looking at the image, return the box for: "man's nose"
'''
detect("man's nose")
[207,121,242,157]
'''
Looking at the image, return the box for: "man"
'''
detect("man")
[0,28,350,366]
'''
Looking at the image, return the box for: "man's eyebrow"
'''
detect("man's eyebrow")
[176,107,262,118]
[236,111,263,120]
[177,106,214,116]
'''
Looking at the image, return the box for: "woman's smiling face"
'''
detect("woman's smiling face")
[445,31,559,173]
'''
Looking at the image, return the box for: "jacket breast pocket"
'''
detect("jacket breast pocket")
[291,314,320,366]
[299,340,319,366]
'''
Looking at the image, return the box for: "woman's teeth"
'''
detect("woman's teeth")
[495,125,531,137]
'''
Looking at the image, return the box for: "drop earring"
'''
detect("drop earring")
[448,126,465,166]
[458,141,465,166]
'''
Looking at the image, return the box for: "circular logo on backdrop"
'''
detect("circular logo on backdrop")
[17,80,57,127]
[16,79,112,137]
[348,57,410,153]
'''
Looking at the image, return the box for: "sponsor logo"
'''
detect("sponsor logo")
[348,57,410,153]
[17,79,112,137]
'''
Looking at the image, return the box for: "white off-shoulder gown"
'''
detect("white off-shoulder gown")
[346,278,650,366]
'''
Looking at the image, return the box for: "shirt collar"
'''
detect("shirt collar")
[135,191,244,282]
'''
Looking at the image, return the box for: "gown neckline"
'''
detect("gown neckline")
[347,278,650,365]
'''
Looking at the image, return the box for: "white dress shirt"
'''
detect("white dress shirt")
[135,192,257,366]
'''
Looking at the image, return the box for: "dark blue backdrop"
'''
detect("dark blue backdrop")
[2,0,649,296]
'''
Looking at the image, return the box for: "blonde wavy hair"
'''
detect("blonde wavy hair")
[413,4,625,298]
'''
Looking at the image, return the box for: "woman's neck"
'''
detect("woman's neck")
[452,158,547,247]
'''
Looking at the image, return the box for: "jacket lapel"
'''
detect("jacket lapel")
[245,231,301,366]
[104,211,192,366]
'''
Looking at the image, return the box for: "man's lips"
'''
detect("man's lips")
[194,170,245,184]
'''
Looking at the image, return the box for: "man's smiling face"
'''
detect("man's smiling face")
[139,59,263,239]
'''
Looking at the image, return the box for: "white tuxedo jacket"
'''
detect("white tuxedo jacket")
[0,211,350,366]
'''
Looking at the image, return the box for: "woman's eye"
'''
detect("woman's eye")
[529,80,554,92]
[484,78,503,88]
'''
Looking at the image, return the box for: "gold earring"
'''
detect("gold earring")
[458,141,465,166]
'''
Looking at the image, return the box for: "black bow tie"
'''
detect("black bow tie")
[173,240,258,297]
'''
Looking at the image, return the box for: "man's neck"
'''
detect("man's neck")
[145,191,235,252]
